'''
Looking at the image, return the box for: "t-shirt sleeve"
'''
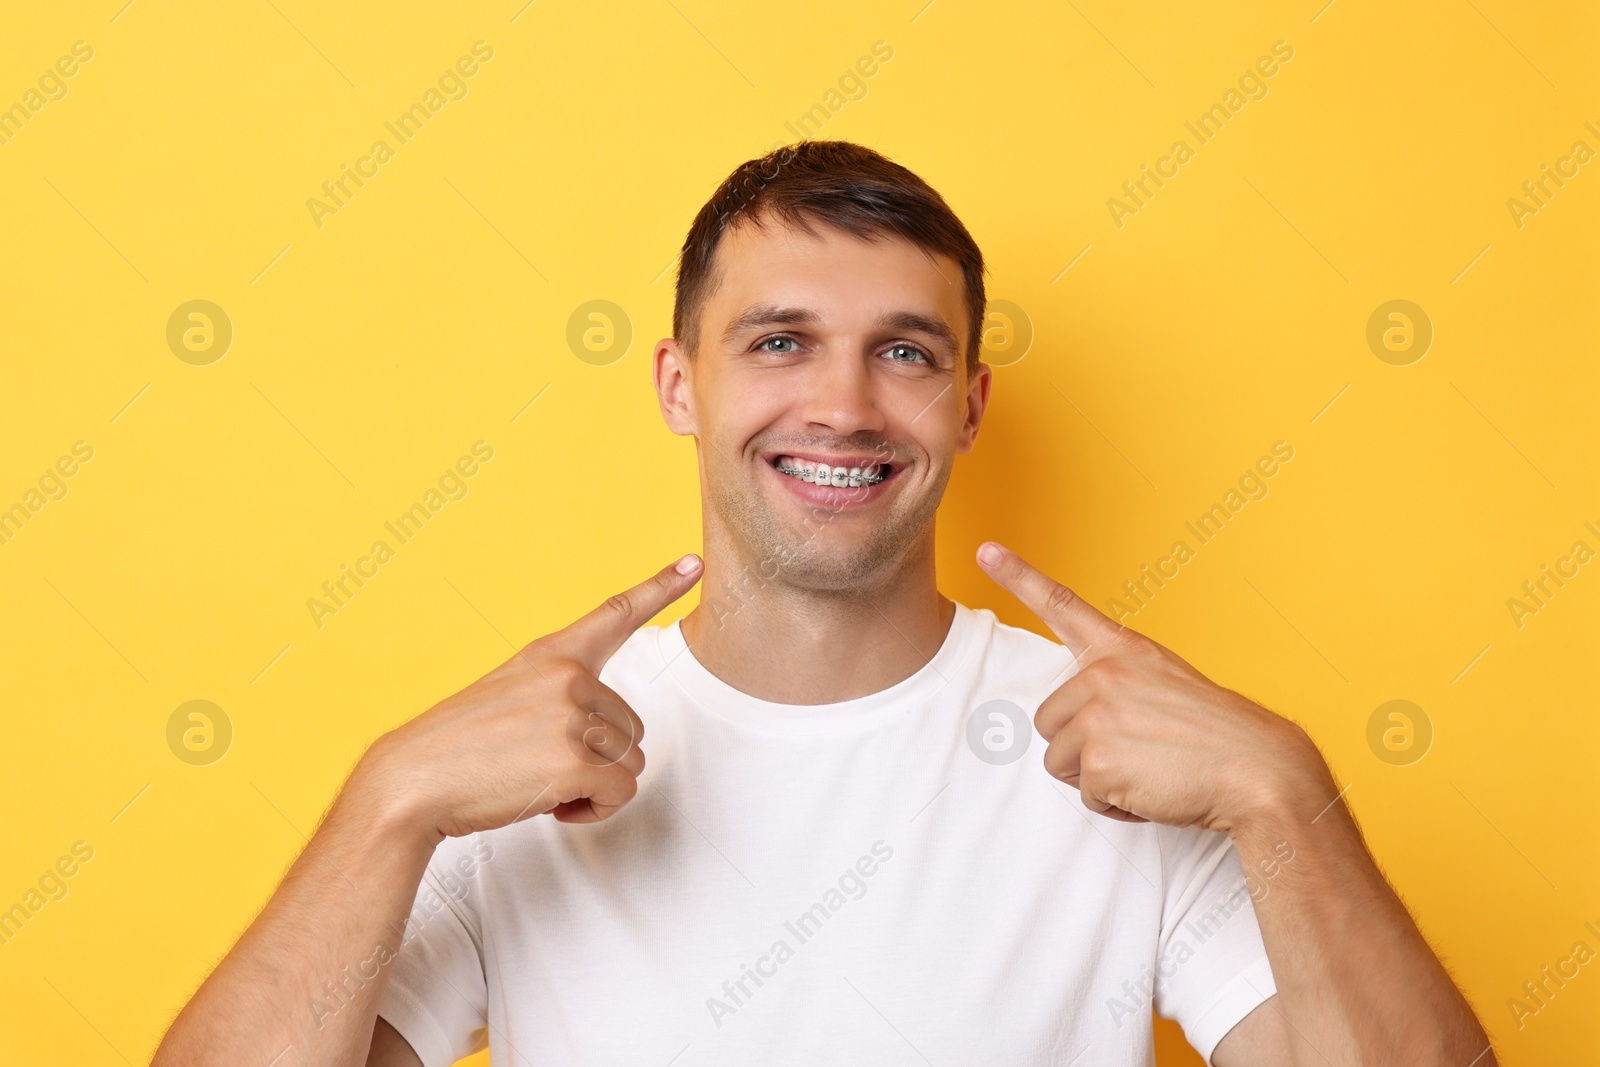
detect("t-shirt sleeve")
[1151,825,1279,1065]
[377,838,492,1067]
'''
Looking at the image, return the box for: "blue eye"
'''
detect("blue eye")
[758,336,799,353]
[884,343,929,364]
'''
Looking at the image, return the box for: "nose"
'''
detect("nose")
[796,348,886,438]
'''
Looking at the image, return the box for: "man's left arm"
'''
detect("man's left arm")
[1213,746,1495,1066]
[975,541,1496,1067]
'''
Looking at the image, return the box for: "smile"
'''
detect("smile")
[772,454,887,488]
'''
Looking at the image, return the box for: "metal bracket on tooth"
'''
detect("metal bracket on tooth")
[776,465,885,487]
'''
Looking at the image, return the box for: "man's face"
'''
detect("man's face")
[654,213,991,591]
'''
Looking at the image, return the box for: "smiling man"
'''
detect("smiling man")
[152,141,1495,1067]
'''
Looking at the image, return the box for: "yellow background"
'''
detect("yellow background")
[1,0,1595,1063]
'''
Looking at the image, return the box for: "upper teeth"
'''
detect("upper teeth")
[775,457,886,487]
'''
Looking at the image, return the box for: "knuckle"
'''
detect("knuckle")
[1032,705,1052,735]
[603,591,635,621]
[521,631,565,661]
[607,770,640,804]
[1087,658,1126,687]
[1044,582,1079,617]
[1080,743,1110,777]
[1119,631,1151,656]
[541,659,587,689]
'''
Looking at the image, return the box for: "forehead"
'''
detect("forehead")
[704,213,966,341]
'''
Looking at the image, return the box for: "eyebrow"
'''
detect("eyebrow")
[721,304,959,360]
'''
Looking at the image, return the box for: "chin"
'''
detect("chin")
[768,547,884,592]
[751,504,941,594]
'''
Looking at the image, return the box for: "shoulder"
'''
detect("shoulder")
[407,833,496,947]
[959,601,1081,685]
[596,619,669,688]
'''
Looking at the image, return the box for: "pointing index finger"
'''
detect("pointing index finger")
[548,553,703,672]
[976,541,1121,664]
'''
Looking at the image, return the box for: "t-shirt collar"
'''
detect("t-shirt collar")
[652,601,985,736]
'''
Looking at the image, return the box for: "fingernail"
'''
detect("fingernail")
[674,553,702,576]
[977,543,1002,567]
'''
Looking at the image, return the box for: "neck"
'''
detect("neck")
[679,527,955,706]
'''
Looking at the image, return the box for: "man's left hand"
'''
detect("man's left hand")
[977,541,1332,833]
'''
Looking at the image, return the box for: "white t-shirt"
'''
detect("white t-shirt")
[378,602,1278,1066]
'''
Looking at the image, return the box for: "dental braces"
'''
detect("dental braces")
[776,464,887,485]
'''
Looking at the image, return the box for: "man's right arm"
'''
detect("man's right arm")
[151,750,437,1067]
[149,554,703,1067]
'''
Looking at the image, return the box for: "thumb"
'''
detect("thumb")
[551,553,703,672]
[976,541,1121,662]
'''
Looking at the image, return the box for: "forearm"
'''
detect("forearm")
[152,751,436,1067]
[1230,765,1495,1067]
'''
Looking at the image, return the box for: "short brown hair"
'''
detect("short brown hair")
[672,140,987,371]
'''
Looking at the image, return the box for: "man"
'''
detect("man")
[153,140,1495,1066]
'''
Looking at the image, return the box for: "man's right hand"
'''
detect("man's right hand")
[359,553,703,845]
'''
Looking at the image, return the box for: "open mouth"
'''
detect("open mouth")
[769,453,895,489]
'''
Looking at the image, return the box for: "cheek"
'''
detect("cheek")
[713,392,789,457]
[879,383,958,462]
[698,364,789,426]
[704,374,825,462]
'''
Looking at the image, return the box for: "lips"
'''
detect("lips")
[765,448,899,471]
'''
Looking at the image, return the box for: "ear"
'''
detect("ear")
[955,359,993,454]
[653,337,699,437]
